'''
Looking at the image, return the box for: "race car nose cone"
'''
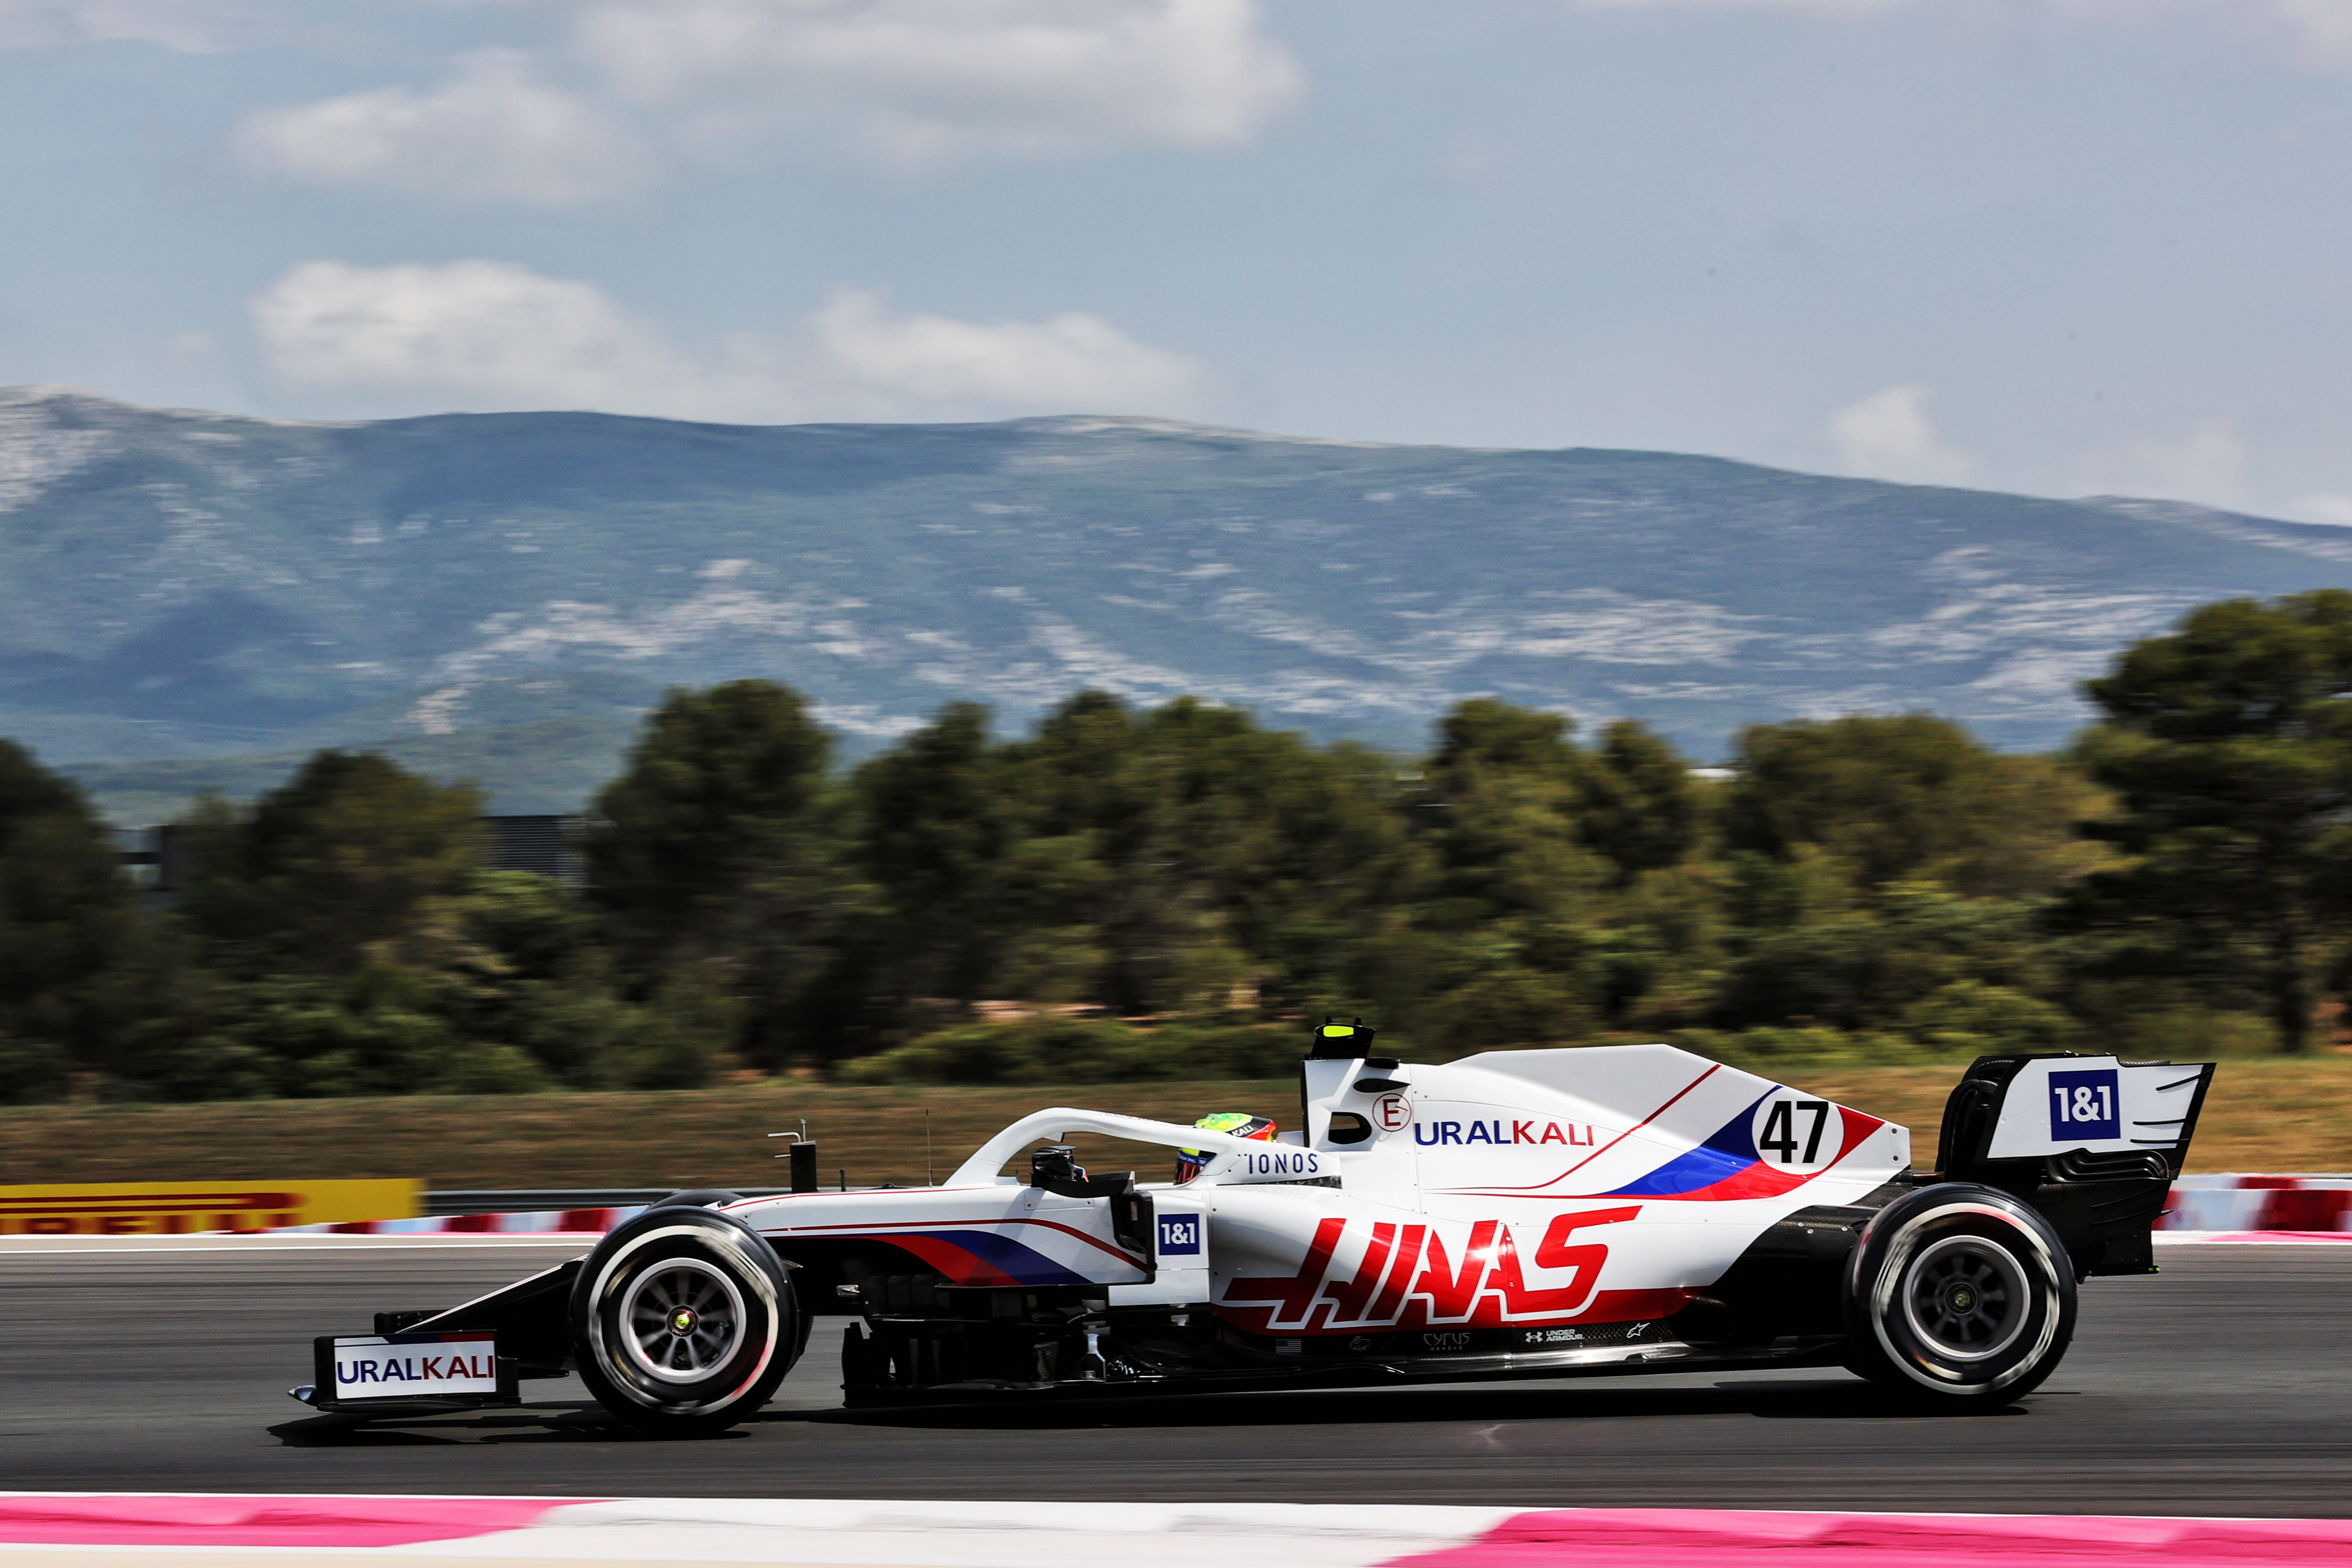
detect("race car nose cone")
[669,1308,698,1335]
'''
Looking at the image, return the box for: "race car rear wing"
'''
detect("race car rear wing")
[1936,1054,2216,1277]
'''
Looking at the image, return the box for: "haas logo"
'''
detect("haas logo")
[1219,1209,1660,1334]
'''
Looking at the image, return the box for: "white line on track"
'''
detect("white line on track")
[2152,1231,2352,1245]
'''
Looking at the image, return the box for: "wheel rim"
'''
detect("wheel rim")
[1899,1233,2029,1363]
[619,1258,747,1383]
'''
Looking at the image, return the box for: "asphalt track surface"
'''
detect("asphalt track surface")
[5,1237,2347,1515]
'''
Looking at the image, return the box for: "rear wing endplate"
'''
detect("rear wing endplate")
[1936,1054,2216,1277]
[1939,1055,2215,1178]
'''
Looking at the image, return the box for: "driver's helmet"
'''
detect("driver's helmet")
[1173,1112,1277,1184]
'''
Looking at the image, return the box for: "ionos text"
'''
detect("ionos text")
[1236,1150,1323,1179]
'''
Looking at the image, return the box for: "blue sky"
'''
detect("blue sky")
[5,0,2351,523]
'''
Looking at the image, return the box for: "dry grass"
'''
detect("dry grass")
[1,1057,2340,1194]
[0,1081,1299,1193]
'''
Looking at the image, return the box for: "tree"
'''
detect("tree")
[1114,698,1417,1017]
[1719,714,2086,894]
[1577,719,1699,885]
[2073,592,2352,1054]
[584,680,844,1067]
[585,681,833,927]
[989,692,1413,1018]
[1711,881,2054,1034]
[1427,698,1583,785]
[132,750,497,1099]
[1417,698,1598,922]
[0,739,139,1096]
[1374,700,1614,1045]
[178,750,484,976]
[841,703,1025,1016]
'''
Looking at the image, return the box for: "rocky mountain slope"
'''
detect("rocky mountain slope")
[7,386,2349,816]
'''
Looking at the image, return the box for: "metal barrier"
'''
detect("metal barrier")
[423,1188,793,1218]
[2159,1174,2352,1234]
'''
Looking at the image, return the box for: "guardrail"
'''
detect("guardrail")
[423,1188,795,1218]
[415,1177,2352,1238]
[2157,1174,2352,1234]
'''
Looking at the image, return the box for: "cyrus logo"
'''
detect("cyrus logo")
[1424,1332,1473,1351]
[1158,1213,1203,1256]
[1415,1118,1598,1147]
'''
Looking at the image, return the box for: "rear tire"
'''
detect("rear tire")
[1844,1182,2075,1408]
[571,1206,796,1436]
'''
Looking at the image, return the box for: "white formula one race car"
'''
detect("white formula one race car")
[289,1024,2214,1434]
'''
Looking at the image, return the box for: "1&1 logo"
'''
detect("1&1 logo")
[2047,1068,2120,1141]
[1158,1213,1203,1256]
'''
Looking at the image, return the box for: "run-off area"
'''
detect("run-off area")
[0,1239,2345,1514]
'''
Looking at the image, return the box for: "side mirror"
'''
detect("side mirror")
[1029,1145,1084,1188]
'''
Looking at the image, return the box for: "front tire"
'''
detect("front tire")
[1844,1182,2075,1408]
[571,1206,796,1436]
[647,1189,745,1210]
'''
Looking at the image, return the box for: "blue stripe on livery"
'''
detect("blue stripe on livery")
[1605,1090,1772,1196]
[891,1227,1095,1287]
[942,1228,1093,1285]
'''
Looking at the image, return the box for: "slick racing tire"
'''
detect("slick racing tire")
[571,1205,797,1437]
[1844,1182,2076,1408]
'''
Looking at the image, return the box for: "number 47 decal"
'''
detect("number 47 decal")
[1758,1099,1831,1164]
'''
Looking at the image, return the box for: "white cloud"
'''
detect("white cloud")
[2288,493,2352,527]
[576,0,1303,172]
[1565,0,2352,74]
[1568,0,1905,12]
[252,260,692,410]
[234,50,659,208]
[1826,383,1974,486]
[228,0,1301,202]
[251,259,1207,422]
[2271,0,2352,70]
[2066,417,2248,507]
[812,287,1203,410]
[0,0,252,52]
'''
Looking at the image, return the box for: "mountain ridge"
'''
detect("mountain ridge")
[6,385,2348,819]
